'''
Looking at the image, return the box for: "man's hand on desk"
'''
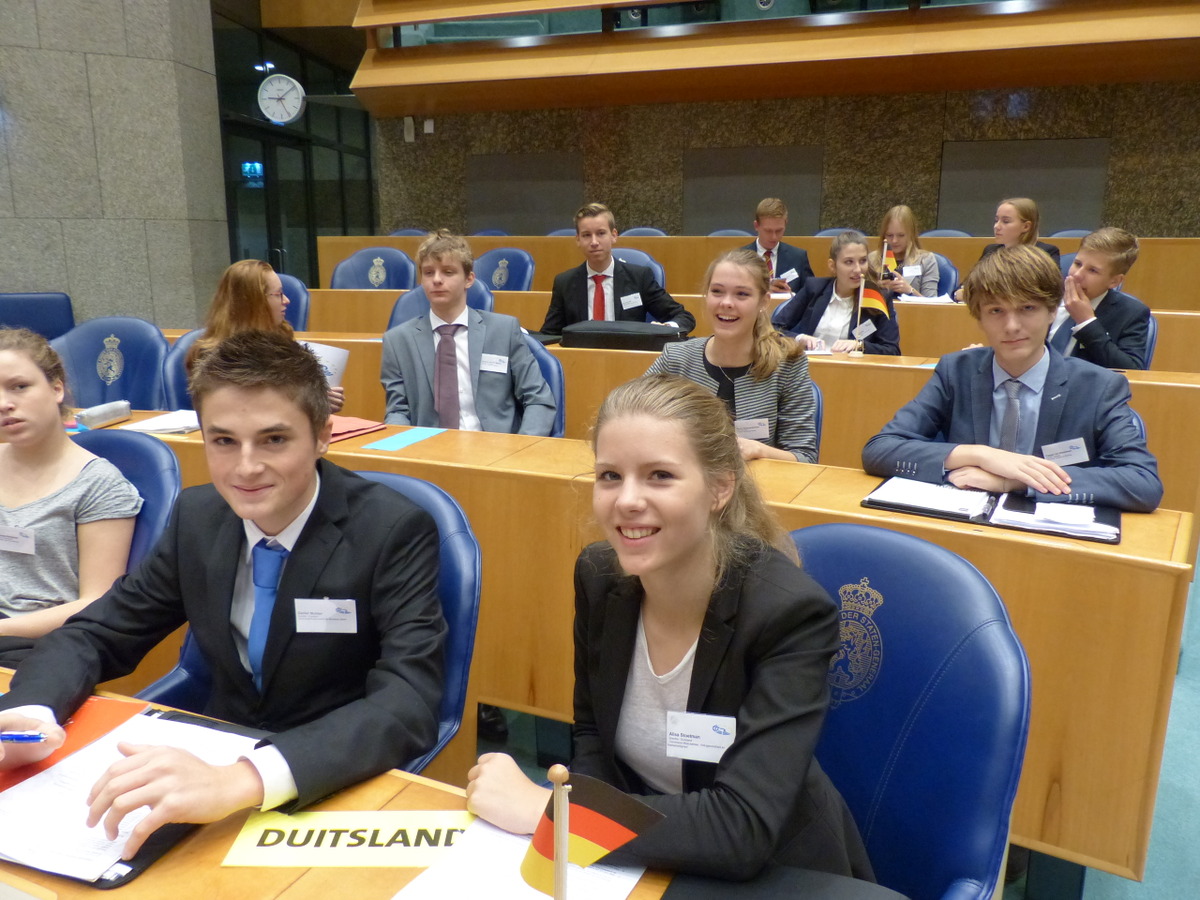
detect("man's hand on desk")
[86,743,265,859]
[0,712,65,768]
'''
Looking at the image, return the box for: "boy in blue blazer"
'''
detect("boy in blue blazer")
[863,245,1161,512]
[741,197,813,294]
[382,231,556,435]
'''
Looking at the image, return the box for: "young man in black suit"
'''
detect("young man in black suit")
[539,202,695,335]
[0,331,445,860]
[741,197,814,294]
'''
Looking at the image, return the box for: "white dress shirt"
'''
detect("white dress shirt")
[813,290,855,348]
[1049,290,1106,356]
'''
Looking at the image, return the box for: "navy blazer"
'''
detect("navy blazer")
[1065,288,1151,370]
[571,542,873,882]
[0,461,447,809]
[541,260,695,335]
[862,347,1163,512]
[741,240,813,293]
[771,277,900,355]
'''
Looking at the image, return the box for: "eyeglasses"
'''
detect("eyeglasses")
[267,290,285,300]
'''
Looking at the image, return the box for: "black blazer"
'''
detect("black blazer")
[741,240,814,294]
[1,460,446,810]
[980,240,1061,267]
[771,277,901,355]
[1068,288,1152,370]
[540,260,696,335]
[571,542,873,882]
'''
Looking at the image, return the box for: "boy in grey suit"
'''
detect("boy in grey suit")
[381,231,555,436]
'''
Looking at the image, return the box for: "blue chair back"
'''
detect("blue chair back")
[810,380,823,461]
[390,228,427,236]
[1059,252,1076,279]
[71,429,181,572]
[52,316,169,409]
[161,329,204,410]
[353,472,482,772]
[1144,312,1158,368]
[931,252,959,296]
[524,334,565,438]
[472,228,509,236]
[921,229,972,238]
[547,228,576,237]
[791,524,1031,900]
[331,247,416,291]
[708,228,753,237]
[622,226,667,236]
[1129,407,1147,441]
[1050,229,1090,238]
[278,273,310,331]
[0,292,75,339]
[387,283,495,330]
[137,472,483,775]
[613,248,666,290]
[475,248,536,292]
[816,227,862,237]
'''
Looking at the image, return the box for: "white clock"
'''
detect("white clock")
[257,74,306,125]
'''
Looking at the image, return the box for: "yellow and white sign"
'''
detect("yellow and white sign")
[223,810,476,868]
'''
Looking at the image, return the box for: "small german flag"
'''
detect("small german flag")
[883,247,898,273]
[520,772,664,896]
[859,285,890,318]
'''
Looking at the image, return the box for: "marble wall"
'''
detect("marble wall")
[374,82,1200,238]
[0,0,228,327]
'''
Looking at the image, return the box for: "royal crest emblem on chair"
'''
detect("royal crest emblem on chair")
[95,334,124,385]
[828,577,884,707]
[491,258,509,289]
[368,257,387,287]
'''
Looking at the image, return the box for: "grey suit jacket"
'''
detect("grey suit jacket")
[381,308,556,436]
[862,347,1163,512]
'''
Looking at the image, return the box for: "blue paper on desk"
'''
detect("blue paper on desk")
[363,428,444,451]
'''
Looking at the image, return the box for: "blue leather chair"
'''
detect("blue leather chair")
[0,292,75,339]
[547,228,576,237]
[816,227,861,237]
[790,524,1031,900]
[331,247,416,291]
[810,380,823,461]
[708,228,753,237]
[387,283,495,330]
[1050,229,1091,238]
[137,472,482,774]
[612,248,666,290]
[931,251,959,296]
[52,316,169,409]
[472,228,509,236]
[622,226,667,236]
[921,229,972,238]
[161,329,204,410]
[390,228,427,236]
[524,334,565,438]
[71,429,181,571]
[278,273,310,331]
[1059,251,1076,279]
[475,248,536,292]
[1129,407,1147,441]
[1144,312,1158,368]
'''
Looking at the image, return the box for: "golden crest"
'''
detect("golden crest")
[95,334,124,386]
[491,258,509,289]
[827,577,884,708]
[368,257,387,287]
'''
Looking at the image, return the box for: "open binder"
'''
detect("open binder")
[862,477,1122,544]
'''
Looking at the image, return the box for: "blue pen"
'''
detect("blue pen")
[0,731,47,743]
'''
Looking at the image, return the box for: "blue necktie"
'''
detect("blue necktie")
[249,539,289,692]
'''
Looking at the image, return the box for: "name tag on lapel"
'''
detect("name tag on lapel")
[480,353,509,374]
[295,598,358,633]
[620,292,643,310]
[666,711,736,763]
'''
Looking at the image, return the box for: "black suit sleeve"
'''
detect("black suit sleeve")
[635,267,696,334]
[1073,300,1150,370]
[540,270,572,334]
[771,278,821,336]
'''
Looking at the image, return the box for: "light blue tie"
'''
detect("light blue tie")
[249,539,289,692]
[999,379,1022,453]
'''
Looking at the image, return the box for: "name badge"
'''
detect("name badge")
[902,265,922,279]
[852,319,877,340]
[480,353,509,374]
[1042,438,1090,466]
[778,267,799,283]
[0,525,35,555]
[619,292,643,310]
[666,711,736,763]
[295,598,358,634]
[734,417,770,441]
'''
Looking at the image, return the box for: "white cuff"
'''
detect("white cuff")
[3,705,57,725]
[1070,316,1097,333]
[243,743,299,810]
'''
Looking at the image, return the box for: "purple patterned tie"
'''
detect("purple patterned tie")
[435,323,464,428]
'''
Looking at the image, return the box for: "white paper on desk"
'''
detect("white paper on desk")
[894,294,957,304]
[119,410,200,434]
[989,493,1118,540]
[0,715,257,882]
[300,341,350,387]
[867,477,992,517]
[394,819,644,900]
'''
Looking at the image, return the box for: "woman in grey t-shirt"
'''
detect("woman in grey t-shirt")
[0,328,142,638]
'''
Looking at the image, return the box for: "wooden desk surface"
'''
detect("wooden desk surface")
[0,670,668,900]
[150,425,1192,879]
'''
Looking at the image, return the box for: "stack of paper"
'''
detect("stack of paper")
[119,410,200,434]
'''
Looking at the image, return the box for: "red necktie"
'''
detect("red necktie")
[763,248,773,276]
[591,274,606,321]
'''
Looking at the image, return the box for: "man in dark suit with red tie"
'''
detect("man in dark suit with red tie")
[741,197,813,295]
[539,203,695,335]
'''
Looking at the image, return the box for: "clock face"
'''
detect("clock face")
[257,74,306,125]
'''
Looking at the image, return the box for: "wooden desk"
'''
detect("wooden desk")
[151,426,1191,879]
